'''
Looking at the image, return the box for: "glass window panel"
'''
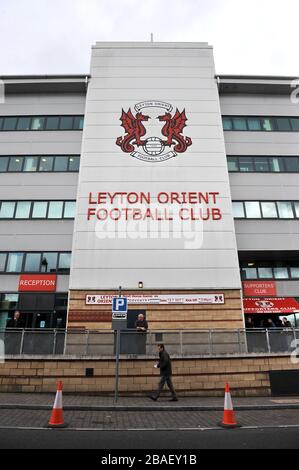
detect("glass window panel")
[227,157,239,172]
[0,202,15,218]
[6,253,23,272]
[3,117,17,131]
[54,157,68,172]
[41,253,58,273]
[294,202,299,218]
[285,157,299,172]
[58,253,71,270]
[63,201,76,219]
[1,294,19,310]
[239,157,254,172]
[241,268,257,279]
[223,118,233,131]
[24,253,41,272]
[48,201,63,219]
[290,267,299,278]
[245,202,261,218]
[73,116,84,130]
[16,117,31,131]
[0,157,9,172]
[59,116,74,130]
[258,267,273,279]
[290,118,299,131]
[269,157,283,172]
[232,202,245,218]
[39,156,54,172]
[233,118,247,131]
[8,157,23,172]
[261,202,278,218]
[261,119,274,131]
[274,267,289,279]
[45,116,60,130]
[255,157,270,172]
[31,117,45,130]
[247,118,262,131]
[277,201,294,219]
[15,201,31,219]
[0,253,7,272]
[0,117,3,130]
[23,156,38,172]
[68,156,80,172]
[32,201,48,219]
[276,118,292,131]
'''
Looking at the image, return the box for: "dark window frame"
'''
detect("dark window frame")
[223,116,299,133]
[0,200,76,220]
[227,156,299,173]
[233,200,299,220]
[0,251,71,274]
[0,155,80,173]
[0,115,84,132]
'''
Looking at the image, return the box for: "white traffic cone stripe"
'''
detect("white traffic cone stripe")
[224,392,233,411]
[53,390,63,410]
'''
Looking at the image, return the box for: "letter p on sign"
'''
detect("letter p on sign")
[112,297,128,313]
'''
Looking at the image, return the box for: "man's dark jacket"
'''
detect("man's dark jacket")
[158,350,172,376]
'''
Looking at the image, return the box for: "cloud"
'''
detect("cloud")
[0,0,298,75]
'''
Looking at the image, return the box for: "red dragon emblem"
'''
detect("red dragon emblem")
[116,109,149,153]
[158,109,192,153]
[116,102,192,163]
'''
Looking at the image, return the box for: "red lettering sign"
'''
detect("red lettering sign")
[19,275,57,292]
[243,281,277,297]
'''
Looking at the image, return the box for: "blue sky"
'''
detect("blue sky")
[0,0,298,75]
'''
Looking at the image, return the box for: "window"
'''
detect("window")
[73,116,84,130]
[269,157,284,172]
[58,253,71,271]
[3,117,17,131]
[247,118,262,131]
[0,252,71,274]
[32,201,48,219]
[59,116,74,130]
[285,157,299,172]
[290,267,299,278]
[274,267,289,279]
[277,202,294,219]
[261,118,274,131]
[45,116,60,130]
[258,267,273,279]
[31,117,45,131]
[261,202,278,218]
[48,201,63,219]
[24,253,41,272]
[245,202,261,219]
[0,253,7,272]
[242,267,258,280]
[23,156,38,172]
[255,157,269,172]
[68,156,80,172]
[290,118,299,131]
[39,157,54,172]
[232,202,245,218]
[41,253,58,273]
[276,118,292,131]
[0,157,9,172]
[227,157,239,172]
[6,253,23,272]
[54,157,68,172]
[223,118,233,131]
[239,157,254,172]
[63,201,76,219]
[15,201,31,219]
[295,202,299,218]
[0,202,15,218]
[8,157,23,172]
[233,118,247,131]
[16,117,31,131]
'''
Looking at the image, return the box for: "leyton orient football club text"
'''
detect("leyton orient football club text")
[87,191,223,222]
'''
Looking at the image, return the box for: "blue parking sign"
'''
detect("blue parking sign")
[112,297,128,313]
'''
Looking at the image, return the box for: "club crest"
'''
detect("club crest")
[116,101,192,162]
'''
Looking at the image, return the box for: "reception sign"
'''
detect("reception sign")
[19,275,57,292]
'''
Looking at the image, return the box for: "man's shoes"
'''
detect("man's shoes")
[149,396,157,401]
[169,397,178,402]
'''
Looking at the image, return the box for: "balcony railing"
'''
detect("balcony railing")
[1,328,299,358]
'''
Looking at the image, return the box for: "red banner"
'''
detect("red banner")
[243,281,277,297]
[243,297,299,314]
[19,275,57,292]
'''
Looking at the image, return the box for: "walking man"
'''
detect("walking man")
[150,344,178,402]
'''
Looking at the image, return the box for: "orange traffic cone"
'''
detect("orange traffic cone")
[47,381,67,428]
[218,383,241,428]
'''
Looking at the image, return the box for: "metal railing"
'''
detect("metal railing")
[1,327,299,357]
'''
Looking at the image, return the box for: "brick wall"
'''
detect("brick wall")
[0,355,297,396]
[68,289,244,330]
